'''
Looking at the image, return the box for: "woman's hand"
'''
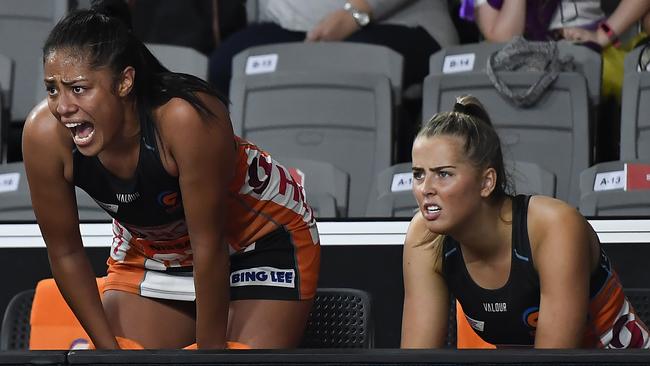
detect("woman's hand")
[305,9,360,42]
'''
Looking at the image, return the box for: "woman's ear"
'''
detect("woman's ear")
[480,167,497,198]
[117,66,135,97]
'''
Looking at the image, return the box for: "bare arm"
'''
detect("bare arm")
[401,214,449,348]
[529,197,591,348]
[158,96,235,349]
[475,0,526,42]
[22,102,118,349]
[563,0,650,47]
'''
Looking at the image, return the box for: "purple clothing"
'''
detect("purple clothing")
[460,0,561,41]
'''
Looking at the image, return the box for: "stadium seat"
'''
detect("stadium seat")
[231,42,403,102]
[276,157,350,218]
[0,278,104,350]
[423,45,592,206]
[300,288,374,348]
[0,0,69,121]
[0,162,110,222]
[0,53,13,163]
[230,43,399,216]
[145,43,209,81]
[1,280,373,350]
[427,41,601,106]
[578,160,650,217]
[365,160,556,218]
[620,45,650,160]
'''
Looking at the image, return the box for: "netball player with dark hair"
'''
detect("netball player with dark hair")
[22,1,319,349]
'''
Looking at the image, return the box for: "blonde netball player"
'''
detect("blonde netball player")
[22,2,319,349]
[401,96,648,348]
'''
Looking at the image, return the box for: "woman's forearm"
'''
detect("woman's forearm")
[49,250,118,349]
[193,243,230,349]
[478,0,527,42]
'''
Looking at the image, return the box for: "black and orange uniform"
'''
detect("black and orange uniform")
[443,195,648,348]
[73,122,320,301]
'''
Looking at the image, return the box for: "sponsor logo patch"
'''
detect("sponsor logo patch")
[465,314,485,332]
[230,267,295,288]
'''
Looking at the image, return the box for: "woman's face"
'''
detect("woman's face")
[43,48,133,156]
[411,134,488,234]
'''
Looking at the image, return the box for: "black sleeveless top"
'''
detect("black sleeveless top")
[72,125,185,233]
[442,195,610,346]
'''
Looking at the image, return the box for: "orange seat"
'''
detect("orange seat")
[456,301,496,349]
[29,277,105,350]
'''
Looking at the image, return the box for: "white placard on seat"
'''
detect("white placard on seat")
[594,170,625,191]
[245,54,278,75]
[442,53,475,74]
[391,173,413,192]
[0,173,19,193]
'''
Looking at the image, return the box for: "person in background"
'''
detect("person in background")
[208,0,459,97]
[22,1,320,349]
[129,0,247,56]
[401,95,649,349]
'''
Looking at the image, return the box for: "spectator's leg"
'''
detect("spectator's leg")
[208,23,304,96]
[344,25,439,88]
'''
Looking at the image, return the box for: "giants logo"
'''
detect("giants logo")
[246,154,314,218]
[157,190,182,213]
[522,306,539,337]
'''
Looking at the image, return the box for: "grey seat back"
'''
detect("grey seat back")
[230,68,393,217]
[0,53,10,163]
[507,160,556,197]
[232,42,403,102]
[276,157,349,218]
[578,160,650,216]
[423,69,590,207]
[0,162,110,222]
[365,162,416,218]
[428,41,601,105]
[621,45,650,160]
[0,0,69,121]
[145,43,209,81]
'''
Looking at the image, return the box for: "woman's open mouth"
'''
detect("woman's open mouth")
[65,121,95,146]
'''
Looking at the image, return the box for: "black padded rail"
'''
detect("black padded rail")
[64,349,650,365]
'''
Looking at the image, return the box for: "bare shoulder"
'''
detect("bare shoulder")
[404,213,442,271]
[527,195,591,250]
[22,100,71,160]
[405,213,435,247]
[528,195,585,227]
[154,94,230,131]
[24,100,62,140]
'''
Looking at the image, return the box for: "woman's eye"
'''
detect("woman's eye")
[412,171,424,180]
[438,171,450,178]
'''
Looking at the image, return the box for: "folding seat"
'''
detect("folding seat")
[0,53,12,163]
[579,160,650,217]
[276,157,349,218]
[620,45,650,160]
[423,41,598,206]
[365,160,556,218]
[0,0,69,121]
[145,43,209,81]
[0,278,374,349]
[0,162,109,222]
[230,42,402,216]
